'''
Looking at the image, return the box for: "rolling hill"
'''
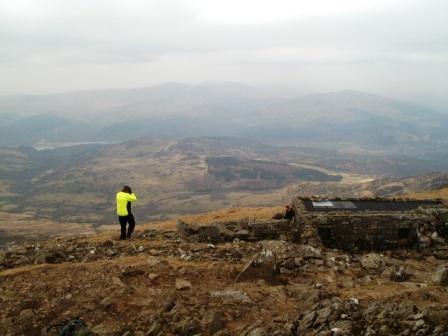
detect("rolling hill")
[1,83,447,157]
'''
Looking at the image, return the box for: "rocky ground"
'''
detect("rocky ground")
[1,208,448,336]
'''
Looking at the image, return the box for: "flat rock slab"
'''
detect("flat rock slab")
[210,290,251,303]
[175,278,192,290]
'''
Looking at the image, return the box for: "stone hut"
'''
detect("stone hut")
[293,197,448,250]
[177,197,448,250]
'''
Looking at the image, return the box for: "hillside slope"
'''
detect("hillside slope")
[0,138,360,226]
[2,137,448,248]
[406,187,448,200]
[1,207,448,335]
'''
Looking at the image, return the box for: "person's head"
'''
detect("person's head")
[122,185,132,194]
[285,205,290,209]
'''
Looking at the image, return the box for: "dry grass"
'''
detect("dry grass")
[137,206,283,232]
[405,187,448,200]
[0,211,96,244]
[180,206,283,224]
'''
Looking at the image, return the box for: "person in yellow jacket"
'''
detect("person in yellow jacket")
[116,185,138,240]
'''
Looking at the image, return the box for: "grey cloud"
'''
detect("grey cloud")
[0,0,447,109]
[1,0,447,64]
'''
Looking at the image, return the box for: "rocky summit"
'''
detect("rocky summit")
[1,207,448,336]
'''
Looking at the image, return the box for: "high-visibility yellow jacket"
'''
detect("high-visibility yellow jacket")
[116,191,138,216]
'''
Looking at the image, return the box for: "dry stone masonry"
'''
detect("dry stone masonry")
[178,197,448,251]
[293,197,448,251]
[177,218,298,243]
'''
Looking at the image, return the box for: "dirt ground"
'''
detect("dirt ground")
[1,207,448,336]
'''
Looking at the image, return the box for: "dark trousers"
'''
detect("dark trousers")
[118,213,135,239]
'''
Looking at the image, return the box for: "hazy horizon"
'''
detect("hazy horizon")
[0,81,446,114]
[1,0,447,110]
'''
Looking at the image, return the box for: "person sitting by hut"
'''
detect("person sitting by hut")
[284,204,296,222]
[272,204,296,222]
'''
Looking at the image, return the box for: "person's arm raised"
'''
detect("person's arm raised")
[126,192,137,202]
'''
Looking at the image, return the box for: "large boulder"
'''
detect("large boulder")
[210,290,251,303]
[360,253,387,273]
[235,249,281,284]
[381,265,411,282]
[432,265,448,286]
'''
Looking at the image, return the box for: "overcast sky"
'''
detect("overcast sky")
[0,0,447,109]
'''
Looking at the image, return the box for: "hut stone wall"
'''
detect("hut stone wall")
[177,197,448,251]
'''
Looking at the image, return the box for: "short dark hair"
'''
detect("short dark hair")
[122,185,132,193]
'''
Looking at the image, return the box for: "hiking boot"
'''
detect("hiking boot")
[127,233,132,239]
[119,236,126,240]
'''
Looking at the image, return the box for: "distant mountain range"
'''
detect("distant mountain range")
[0,82,447,153]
